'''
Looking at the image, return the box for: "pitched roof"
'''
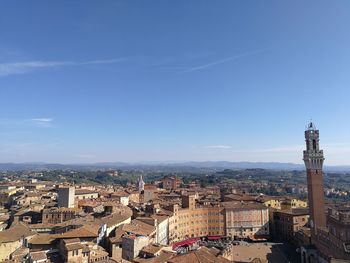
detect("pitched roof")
[109,225,126,243]
[101,209,132,227]
[53,206,131,229]
[63,238,81,244]
[140,244,164,255]
[122,219,156,236]
[28,234,55,245]
[0,222,35,243]
[134,251,175,263]
[168,247,230,263]
[150,214,168,224]
[30,251,47,261]
[284,208,309,216]
[53,225,99,239]
[66,242,84,251]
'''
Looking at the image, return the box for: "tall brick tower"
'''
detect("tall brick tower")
[303,122,326,233]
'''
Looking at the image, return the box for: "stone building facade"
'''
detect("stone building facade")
[223,202,269,239]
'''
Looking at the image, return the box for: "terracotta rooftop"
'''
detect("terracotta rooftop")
[101,209,132,227]
[28,234,55,245]
[168,247,230,263]
[43,207,81,213]
[140,244,164,255]
[30,251,47,261]
[52,206,131,230]
[62,238,80,244]
[66,242,84,251]
[224,193,257,202]
[111,191,129,197]
[54,224,99,239]
[279,208,309,216]
[150,214,168,224]
[122,219,156,236]
[0,222,35,243]
[134,251,175,263]
[144,184,157,190]
[75,189,98,195]
[222,201,267,210]
[109,225,126,244]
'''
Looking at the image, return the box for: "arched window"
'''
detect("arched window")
[312,139,317,150]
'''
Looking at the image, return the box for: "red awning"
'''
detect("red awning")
[172,238,200,250]
[207,235,224,240]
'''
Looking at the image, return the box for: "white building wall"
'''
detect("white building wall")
[156,219,169,245]
[57,187,75,208]
[120,196,129,206]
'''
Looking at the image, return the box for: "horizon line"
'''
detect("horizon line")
[1,160,350,167]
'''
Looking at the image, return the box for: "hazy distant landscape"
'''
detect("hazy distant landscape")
[2,164,350,203]
[1,161,350,172]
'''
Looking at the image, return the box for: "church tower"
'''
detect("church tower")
[303,122,326,233]
[138,175,145,193]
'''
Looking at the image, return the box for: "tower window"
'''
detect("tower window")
[313,139,317,150]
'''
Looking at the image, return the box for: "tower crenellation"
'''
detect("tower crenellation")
[303,122,324,170]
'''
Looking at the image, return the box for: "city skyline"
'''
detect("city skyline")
[2,1,350,165]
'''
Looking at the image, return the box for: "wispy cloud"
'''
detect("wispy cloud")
[29,118,54,128]
[183,50,263,73]
[0,118,55,128]
[0,58,124,76]
[31,118,53,122]
[204,145,232,149]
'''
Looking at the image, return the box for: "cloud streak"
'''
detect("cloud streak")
[0,58,124,76]
[183,50,263,73]
[29,118,54,127]
[204,145,232,149]
[31,118,53,122]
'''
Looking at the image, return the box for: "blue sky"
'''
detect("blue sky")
[1,1,350,164]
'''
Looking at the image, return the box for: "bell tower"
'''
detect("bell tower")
[138,175,145,193]
[303,122,326,233]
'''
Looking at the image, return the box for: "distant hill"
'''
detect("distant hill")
[0,161,349,172]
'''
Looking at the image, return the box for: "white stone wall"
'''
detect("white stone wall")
[157,218,169,245]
